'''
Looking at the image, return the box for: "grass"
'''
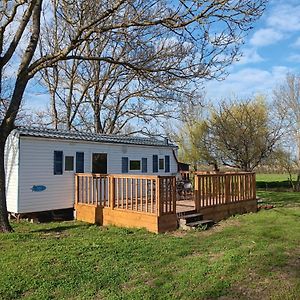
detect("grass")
[257,190,300,207]
[256,173,297,183]
[1,195,300,299]
[256,173,297,190]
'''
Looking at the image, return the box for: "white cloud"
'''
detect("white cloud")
[249,2,300,49]
[287,54,300,63]
[236,48,264,65]
[250,28,284,47]
[266,4,300,32]
[292,36,300,47]
[205,66,293,102]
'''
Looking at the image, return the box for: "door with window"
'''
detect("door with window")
[92,153,107,174]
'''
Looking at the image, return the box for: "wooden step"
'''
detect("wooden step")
[176,209,197,217]
[186,219,214,229]
[178,213,203,225]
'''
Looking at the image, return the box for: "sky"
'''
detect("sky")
[205,0,300,102]
[23,0,300,110]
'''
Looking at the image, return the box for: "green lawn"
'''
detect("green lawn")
[1,194,300,300]
[256,173,297,190]
[256,173,297,182]
[257,191,300,207]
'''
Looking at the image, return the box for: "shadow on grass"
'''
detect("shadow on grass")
[32,223,89,233]
[256,180,294,189]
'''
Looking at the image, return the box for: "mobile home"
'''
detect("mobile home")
[5,127,178,215]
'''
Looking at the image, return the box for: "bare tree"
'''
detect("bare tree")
[274,73,300,189]
[39,0,269,134]
[0,0,267,232]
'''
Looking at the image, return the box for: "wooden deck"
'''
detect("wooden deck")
[75,172,257,233]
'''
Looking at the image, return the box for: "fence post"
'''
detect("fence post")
[156,177,161,216]
[109,176,115,209]
[194,174,200,212]
[172,176,176,214]
[75,174,79,205]
[252,173,256,200]
[225,175,230,203]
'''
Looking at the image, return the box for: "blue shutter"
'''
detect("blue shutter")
[165,155,170,173]
[142,158,147,173]
[76,152,84,173]
[153,155,158,173]
[122,157,128,173]
[54,151,63,175]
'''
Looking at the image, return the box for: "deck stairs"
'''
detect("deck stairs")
[177,210,214,230]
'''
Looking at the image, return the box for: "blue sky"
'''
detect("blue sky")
[24,0,300,110]
[205,0,300,102]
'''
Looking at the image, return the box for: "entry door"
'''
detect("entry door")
[92,153,107,174]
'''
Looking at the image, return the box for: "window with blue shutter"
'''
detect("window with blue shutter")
[165,155,170,172]
[54,151,63,175]
[76,152,84,173]
[122,157,129,173]
[142,158,147,173]
[153,155,158,173]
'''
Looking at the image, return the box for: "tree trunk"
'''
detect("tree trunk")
[94,99,102,133]
[50,91,58,129]
[294,170,300,192]
[0,140,13,232]
[0,76,30,232]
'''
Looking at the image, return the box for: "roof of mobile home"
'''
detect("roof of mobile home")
[11,127,177,148]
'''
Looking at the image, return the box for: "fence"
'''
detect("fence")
[194,172,256,210]
[75,174,176,216]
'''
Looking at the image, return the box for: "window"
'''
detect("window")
[92,153,107,174]
[122,157,129,173]
[130,160,141,170]
[159,158,164,170]
[54,151,63,175]
[142,158,147,173]
[165,155,170,172]
[65,156,74,171]
[76,152,84,173]
[153,155,158,173]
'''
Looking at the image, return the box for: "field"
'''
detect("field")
[256,173,296,182]
[256,173,297,190]
[1,190,300,300]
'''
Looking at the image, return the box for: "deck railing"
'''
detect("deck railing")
[76,174,109,207]
[194,172,256,210]
[75,174,176,216]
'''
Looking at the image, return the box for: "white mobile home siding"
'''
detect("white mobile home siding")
[16,136,177,213]
[4,133,19,213]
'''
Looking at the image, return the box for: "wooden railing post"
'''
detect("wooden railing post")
[109,176,115,209]
[252,173,256,200]
[193,174,199,212]
[172,176,176,213]
[156,177,161,216]
[225,175,230,203]
[75,174,79,205]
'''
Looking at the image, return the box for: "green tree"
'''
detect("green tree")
[205,97,283,171]
[169,101,217,171]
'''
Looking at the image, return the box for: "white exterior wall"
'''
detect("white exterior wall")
[4,133,19,213]
[16,136,177,213]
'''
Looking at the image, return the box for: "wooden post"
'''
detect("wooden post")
[194,174,199,212]
[109,176,115,209]
[91,176,95,205]
[156,177,161,216]
[225,175,230,203]
[172,176,176,214]
[252,173,256,200]
[75,174,79,205]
